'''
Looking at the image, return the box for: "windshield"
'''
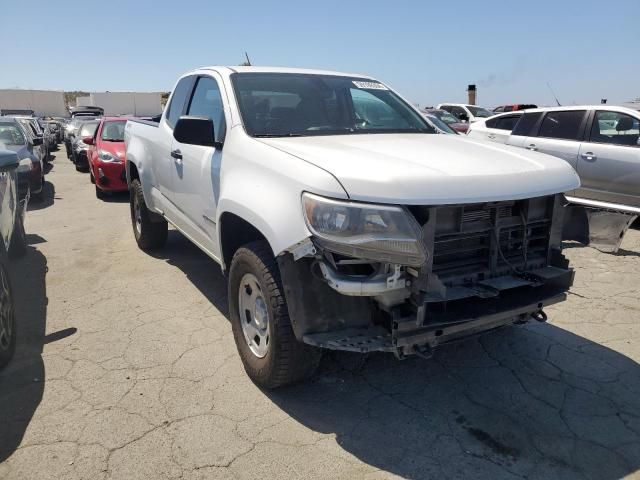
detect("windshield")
[101,120,126,141]
[231,73,434,137]
[425,115,457,134]
[430,110,461,125]
[79,121,99,137]
[467,106,493,118]
[0,123,26,145]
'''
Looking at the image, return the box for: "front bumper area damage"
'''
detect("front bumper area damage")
[278,194,574,357]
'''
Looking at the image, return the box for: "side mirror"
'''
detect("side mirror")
[32,137,43,146]
[0,152,19,171]
[82,136,94,145]
[173,116,215,147]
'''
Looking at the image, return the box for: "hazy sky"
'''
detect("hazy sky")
[3,0,639,108]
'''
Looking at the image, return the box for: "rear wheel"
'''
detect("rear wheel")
[229,240,321,388]
[129,179,167,250]
[0,256,16,369]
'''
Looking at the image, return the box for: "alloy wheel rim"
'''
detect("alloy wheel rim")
[238,273,270,358]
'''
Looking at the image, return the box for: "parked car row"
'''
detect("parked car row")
[65,113,132,199]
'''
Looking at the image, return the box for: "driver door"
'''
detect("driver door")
[169,74,227,258]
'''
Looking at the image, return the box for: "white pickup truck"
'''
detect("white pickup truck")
[125,66,580,388]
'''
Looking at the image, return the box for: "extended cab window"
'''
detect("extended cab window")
[589,110,639,147]
[187,77,225,142]
[538,110,585,140]
[166,76,194,129]
[511,112,543,136]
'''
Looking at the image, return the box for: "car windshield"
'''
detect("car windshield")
[79,121,99,137]
[425,115,457,134]
[231,73,434,137]
[0,123,26,145]
[467,106,493,118]
[101,121,126,141]
[431,110,461,125]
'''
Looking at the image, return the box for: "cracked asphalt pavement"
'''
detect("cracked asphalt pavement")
[1,151,640,480]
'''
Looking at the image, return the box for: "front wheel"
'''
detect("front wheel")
[228,240,321,388]
[95,184,106,200]
[129,179,167,250]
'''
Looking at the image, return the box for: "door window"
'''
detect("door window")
[589,110,639,147]
[187,76,225,142]
[495,115,521,131]
[165,76,195,129]
[511,112,543,136]
[538,110,585,140]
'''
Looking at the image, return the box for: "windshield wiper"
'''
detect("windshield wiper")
[254,133,303,138]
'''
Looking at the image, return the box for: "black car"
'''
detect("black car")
[0,149,28,369]
[0,117,45,201]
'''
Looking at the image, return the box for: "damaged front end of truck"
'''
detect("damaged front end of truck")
[279,193,574,358]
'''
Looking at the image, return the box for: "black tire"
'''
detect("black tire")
[89,167,95,184]
[228,240,321,388]
[0,256,16,369]
[129,179,167,250]
[95,184,106,200]
[8,214,27,258]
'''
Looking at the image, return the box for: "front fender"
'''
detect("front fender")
[215,130,349,265]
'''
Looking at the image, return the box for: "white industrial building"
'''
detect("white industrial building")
[0,89,67,116]
[76,92,163,116]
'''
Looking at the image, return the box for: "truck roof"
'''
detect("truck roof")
[194,65,374,79]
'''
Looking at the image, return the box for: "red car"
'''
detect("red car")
[84,117,128,199]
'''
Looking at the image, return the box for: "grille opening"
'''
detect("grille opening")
[424,198,554,286]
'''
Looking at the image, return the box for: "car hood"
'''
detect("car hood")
[258,134,580,204]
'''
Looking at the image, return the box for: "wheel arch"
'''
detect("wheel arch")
[218,210,274,273]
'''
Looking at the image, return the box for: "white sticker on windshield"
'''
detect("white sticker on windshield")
[352,81,388,90]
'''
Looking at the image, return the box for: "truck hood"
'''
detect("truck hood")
[258,134,580,204]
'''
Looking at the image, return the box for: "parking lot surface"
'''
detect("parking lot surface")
[0,152,639,480]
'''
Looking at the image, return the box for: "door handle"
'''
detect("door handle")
[487,134,496,139]
[170,149,182,161]
[527,144,537,151]
[581,152,597,161]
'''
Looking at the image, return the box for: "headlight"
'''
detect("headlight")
[98,150,120,162]
[302,192,427,266]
